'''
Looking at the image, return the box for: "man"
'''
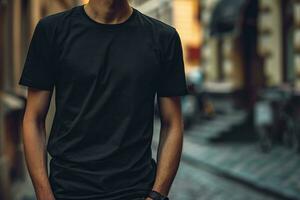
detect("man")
[18,0,188,199]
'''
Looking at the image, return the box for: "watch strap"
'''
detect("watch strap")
[147,190,169,200]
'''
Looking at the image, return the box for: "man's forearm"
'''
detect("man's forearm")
[151,121,184,196]
[22,117,55,200]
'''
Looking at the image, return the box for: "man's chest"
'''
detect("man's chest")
[54,29,161,89]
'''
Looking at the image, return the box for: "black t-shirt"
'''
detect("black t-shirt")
[19,4,188,200]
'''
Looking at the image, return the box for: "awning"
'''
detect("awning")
[209,0,248,37]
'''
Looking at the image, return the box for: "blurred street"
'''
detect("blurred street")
[153,118,300,200]
[2,0,300,199]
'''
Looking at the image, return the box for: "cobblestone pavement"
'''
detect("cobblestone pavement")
[153,118,300,200]
[166,158,280,200]
[152,125,279,200]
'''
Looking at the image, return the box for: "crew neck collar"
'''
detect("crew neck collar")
[79,4,137,29]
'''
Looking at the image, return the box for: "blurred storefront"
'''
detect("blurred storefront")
[201,0,300,108]
[131,0,202,73]
[131,0,173,23]
[201,0,260,108]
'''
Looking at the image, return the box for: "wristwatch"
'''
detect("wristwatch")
[147,190,169,200]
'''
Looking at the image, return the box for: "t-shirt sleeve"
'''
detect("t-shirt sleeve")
[156,29,189,97]
[18,19,55,91]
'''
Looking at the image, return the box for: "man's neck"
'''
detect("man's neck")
[84,0,132,24]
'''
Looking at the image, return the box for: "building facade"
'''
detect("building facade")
[0,1,80,199]
[201,0,300,107]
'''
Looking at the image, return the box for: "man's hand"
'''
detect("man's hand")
[22,88,55,200]
[147,95,183,199]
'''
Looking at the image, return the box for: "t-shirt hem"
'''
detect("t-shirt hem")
[157,88,189,97]
[53,189,150,200]
[18,77,54,91]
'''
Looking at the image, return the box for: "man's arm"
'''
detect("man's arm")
[21,88,55,200]
[148,96,184,199]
